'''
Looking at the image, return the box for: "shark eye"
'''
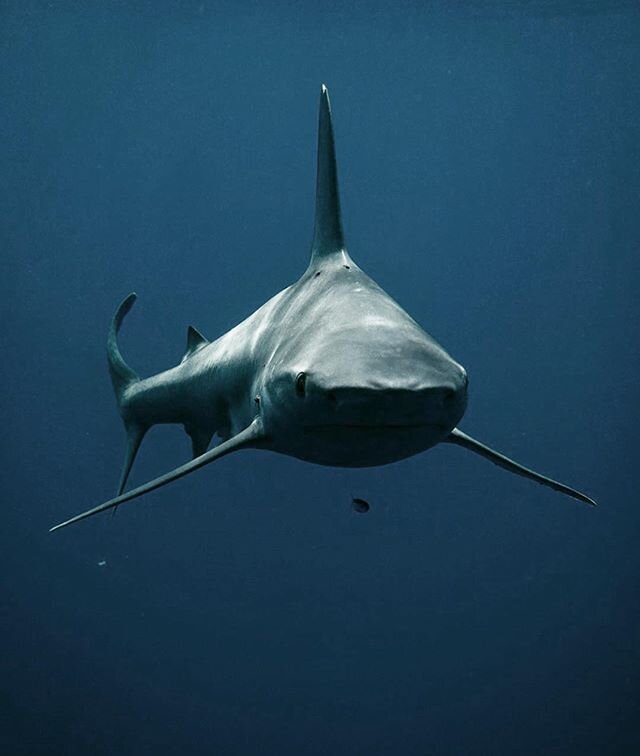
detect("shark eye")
[295,372,307,398]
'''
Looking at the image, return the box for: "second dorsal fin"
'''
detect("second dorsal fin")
[181,325,208,362]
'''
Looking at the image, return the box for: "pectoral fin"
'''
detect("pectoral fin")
[50,418,268,532]
[446,428,597,507]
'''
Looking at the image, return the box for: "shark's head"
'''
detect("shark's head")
[259,263,468,466]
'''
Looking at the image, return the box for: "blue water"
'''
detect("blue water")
[2,2,639,754]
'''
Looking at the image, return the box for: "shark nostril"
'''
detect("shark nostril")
[444,389,456,403]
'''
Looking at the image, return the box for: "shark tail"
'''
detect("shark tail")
[107,293,148,496]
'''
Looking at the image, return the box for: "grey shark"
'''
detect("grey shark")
[50,85,596,532]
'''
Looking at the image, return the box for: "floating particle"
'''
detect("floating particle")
[351,497,370,513]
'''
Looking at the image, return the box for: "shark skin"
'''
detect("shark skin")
[50,85,596,532]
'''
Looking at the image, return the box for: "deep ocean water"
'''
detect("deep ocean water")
[2,2,639,754]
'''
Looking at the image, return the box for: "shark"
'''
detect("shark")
[50,85,597,532]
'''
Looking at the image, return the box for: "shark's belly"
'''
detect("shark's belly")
[283,424,447,467]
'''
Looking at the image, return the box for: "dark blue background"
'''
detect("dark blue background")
[2,2,639,754]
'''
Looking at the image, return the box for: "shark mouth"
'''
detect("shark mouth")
[302,422,452,435]
[305,423,430,429]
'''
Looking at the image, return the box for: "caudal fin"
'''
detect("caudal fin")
[107,293,147,495]
[108,293,139,398]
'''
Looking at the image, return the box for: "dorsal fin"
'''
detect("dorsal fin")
[310,85,346,264]
[181,325,208,362]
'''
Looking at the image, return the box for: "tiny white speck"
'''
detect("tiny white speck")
[98,560,107,567]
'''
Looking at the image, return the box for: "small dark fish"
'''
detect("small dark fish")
[351,497,370,513]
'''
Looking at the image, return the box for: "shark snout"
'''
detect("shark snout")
[307,377,467,432]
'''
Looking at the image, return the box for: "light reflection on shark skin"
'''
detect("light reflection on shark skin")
[50,85,596,533]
